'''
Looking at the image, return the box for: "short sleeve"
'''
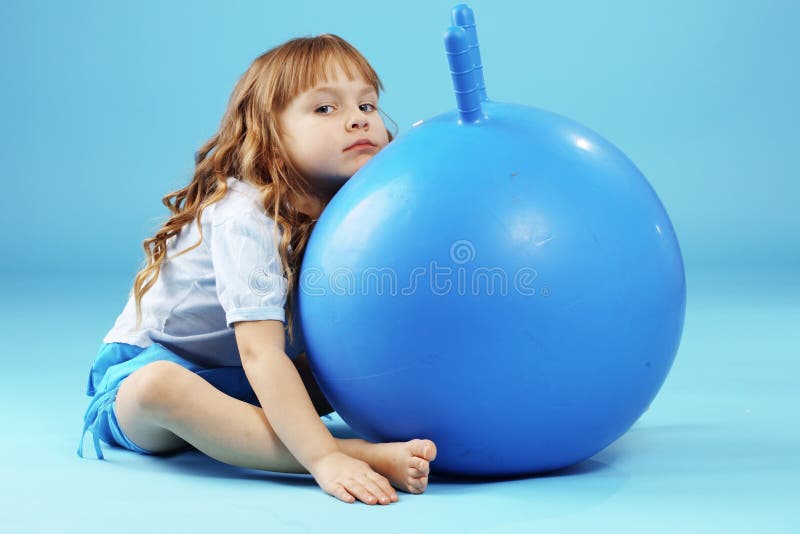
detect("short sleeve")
[209,207,288,327]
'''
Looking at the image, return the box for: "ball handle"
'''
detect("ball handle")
[450,4,487,102]
[444,25,483,123]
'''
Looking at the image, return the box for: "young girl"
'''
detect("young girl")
[78,34,437,506]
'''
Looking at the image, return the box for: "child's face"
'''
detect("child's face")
[278,64,390,194]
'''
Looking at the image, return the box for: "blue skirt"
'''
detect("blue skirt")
[78,341,260,460]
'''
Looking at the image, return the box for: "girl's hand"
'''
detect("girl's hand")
[309,451,398,505]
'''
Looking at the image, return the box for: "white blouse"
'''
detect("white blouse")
[102,177,305,366]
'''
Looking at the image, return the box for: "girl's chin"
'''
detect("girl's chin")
[310,160,374,188]
[306,175,351,197]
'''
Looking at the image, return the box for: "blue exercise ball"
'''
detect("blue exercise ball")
[298,7,685,476]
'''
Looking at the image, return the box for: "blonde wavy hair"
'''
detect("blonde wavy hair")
[131,34,394,343]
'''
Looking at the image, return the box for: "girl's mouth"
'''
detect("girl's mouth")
[344,139,376,151]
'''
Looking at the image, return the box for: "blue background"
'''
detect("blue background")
[1,1,798,532]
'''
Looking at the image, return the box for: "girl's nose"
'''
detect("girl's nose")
[347,113,369,131]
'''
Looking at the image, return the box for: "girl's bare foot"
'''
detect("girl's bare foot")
[365,439,438,495]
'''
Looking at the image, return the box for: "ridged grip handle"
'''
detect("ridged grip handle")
[444,25,482,123]
[451,4,487,101]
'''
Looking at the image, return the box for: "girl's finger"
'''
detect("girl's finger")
[360,477,392,504]
[333,484,355,504]
[368,472,398,501]
[346,481,379,505]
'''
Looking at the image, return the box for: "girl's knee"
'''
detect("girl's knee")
[120,360,192,422]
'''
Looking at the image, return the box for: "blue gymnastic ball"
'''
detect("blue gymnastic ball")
[298,6,686,476]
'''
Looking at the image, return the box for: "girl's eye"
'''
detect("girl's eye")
[315,105,335,114]
[359,103,376,113]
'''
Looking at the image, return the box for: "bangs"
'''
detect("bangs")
[270,35,384,109]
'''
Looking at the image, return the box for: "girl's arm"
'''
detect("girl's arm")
[233,319,338,469]
[235,320,394,504]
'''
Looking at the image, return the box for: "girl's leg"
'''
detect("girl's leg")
[114,360,434,495]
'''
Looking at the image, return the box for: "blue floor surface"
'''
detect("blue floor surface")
[1,271,797,533]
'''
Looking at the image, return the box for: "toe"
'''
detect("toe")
[411,458,429,475]
[412,439,438,462]
[408,475,428,493]
[408,466,425,477]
